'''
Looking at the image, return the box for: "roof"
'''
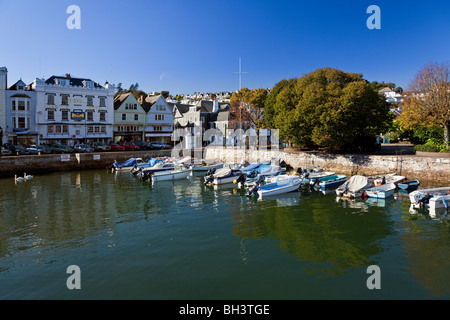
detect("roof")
[139,94,161,113]
[8,80,28,91]
[168,102,192,115]
[45,75,103,88]
[216,110,230,122]
[113,92,133,110]
[379,87,395,93]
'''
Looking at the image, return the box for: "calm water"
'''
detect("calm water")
[0,169,449,300]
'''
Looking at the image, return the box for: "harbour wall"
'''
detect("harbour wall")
[204,146,450,185]
[0,150,172,178]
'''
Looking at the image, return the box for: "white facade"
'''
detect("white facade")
[31,75,115,145]
[144,95,174,143]
[0,67,7,144]
[379,87,403,103]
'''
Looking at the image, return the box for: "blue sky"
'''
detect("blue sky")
[1,0,450,94]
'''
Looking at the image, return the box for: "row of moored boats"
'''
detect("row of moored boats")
[108,157,450,211]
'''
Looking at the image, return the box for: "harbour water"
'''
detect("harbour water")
[0,169,449,300]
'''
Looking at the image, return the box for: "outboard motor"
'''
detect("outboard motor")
[205,173,215,185]
[235,173,247,186]
[140,171,153,182]
[247,183,260,197]
[310,177,320,190]
[206,168,216,176]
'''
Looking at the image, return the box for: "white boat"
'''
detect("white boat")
[204,167,242,185]
[372,173,405,186]
[318,174,348,190]
[336,175,374,199]
[151,166,192,182]
[409,187,450,210]
[112,158,145,172]
[365,183,397,199]
[256,175,301,199]
[301,171,336,185]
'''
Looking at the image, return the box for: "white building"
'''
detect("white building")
[379,87,403,103]
[31,74,115,145]
[139,94,174,144]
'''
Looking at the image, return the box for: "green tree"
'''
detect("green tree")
[230,87,268,129]
[264,68,392,151]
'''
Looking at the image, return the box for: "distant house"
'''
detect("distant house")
[139,94,174,145]
[113,92,146,141]
[379,87,403,103]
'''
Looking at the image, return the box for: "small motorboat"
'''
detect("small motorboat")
[191,159,224,172]
[300,171,336,186]
[112,158,145,172]
[150,165,192,182]
[398,180,420,190]
[371,173,405,186]
[336,175,374,199]
[317,174,348,190]
[409,187,450,210]
[138,159,175,175]
[204,167,242,185]
[255,174,301,199]
[365,183,397,199]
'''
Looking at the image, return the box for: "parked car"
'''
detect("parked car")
[26,145,42,155]
[151,142,171,149]
[120,142,140,151]
[109,143,125,151]
[51,143,74,154]
[37,144,53,154]
[73,143,94,153]
[88,142,111,152]
[131,140,153,150]
[1,147,12,156]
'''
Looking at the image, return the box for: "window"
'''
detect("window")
[154,126,162,131]
[83,80,94,88]
[154,114,164,121]
[47,125,54,134]
[99,97,106,107]
[63,125,69,133]
[122,114,126,121]
[134,114,138,121]
[88,126,94,133]
[62,110,69,121]
[27,101,30,111]
[18,85,24,90]
[101,126,106,133]
[87,96,94,106]
[55,125,61,133]
[48,109,55,120]
[56,78,69,86]
[47,94,55,105]
[87,110,93,121]
[12,117,16,128]
[99,111,106,121]
[18,101,25,111]
[61,94,69,105]
[201,117,205,123]
[95,126,100,133]
[12,101,15,110]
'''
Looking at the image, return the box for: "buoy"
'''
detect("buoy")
[233,179,237,184]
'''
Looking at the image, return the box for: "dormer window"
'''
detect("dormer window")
[189,106,196,112]
[83,80,94,88]
[18,85,24,90]
[56,78,70,86]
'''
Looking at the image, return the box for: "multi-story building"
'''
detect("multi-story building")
[0,67,38,145]
[31,74,115,145]
[139,94,174,145]
[113,92,146,141]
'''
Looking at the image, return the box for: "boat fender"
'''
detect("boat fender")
[443,199,449,210]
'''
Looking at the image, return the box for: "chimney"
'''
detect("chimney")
[65,73,71,78]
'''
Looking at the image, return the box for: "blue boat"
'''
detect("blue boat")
[112,158,145,172]
[398,180,420,190]
[318,174,348,190]
[365,183,397,199]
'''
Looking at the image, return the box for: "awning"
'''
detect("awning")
[145,133,172,137]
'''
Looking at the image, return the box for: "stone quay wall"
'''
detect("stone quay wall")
[204,146,450,185]
[0,150,172,178]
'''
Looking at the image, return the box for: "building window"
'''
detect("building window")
[99,97,106,107]
[154,126,162,131]
[63,125,69,133]
[61,94,69,105]
[88,126,94,133]
[12,117,16,128]
[134,114,138,121]
[100,111,106,121]
[87,96,93,106]
[55,125,61,133]
[27,101,30,111]
[95,126,100,133]
[122,114,126,121]
[18,101,25,111]
[101,126,106,133]
[62,110,69,121]
[83,80,94,88]
[48,109,55,121]
[47,94,55,105]
[87,110,94,121]
[47,125,54,134]
[12,101,15,110]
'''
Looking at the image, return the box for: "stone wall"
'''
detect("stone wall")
[0,150,171,178]
[204,146,450,185]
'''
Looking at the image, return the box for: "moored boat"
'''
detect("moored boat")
[365,182,397,199]
[336,175,373,199]
[150,165,192,182]
[255,174,301,199]
[112,158,145,172]
[204,167,242,185]
[409,187,450,210]
[317,174,348,190]
[398,180,420,190]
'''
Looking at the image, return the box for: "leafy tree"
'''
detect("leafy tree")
[230,88,268,129]
[264,68,392,151]
[399,62,450,148]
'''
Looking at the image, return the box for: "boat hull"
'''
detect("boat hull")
[151,169,191,182]
[191,163,223,171]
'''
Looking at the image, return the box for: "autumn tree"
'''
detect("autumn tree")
[264,68,392,151]
[229,88,268,129]
[399,62,450,148]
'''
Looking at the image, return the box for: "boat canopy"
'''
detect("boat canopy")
[242,162,260,171]
[213,167,233,177]
[113,158,137,168]
[148,158,163,167]
[339,175,371,192]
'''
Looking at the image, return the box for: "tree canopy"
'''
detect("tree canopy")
[264,68,392,151]
[229,87,268,129]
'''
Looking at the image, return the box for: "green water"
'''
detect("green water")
[0,169,449,300]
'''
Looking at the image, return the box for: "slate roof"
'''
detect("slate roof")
[139,94,162,113]
[45,75,103,88]
[113,92,133,110]
[8,80,28,91]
